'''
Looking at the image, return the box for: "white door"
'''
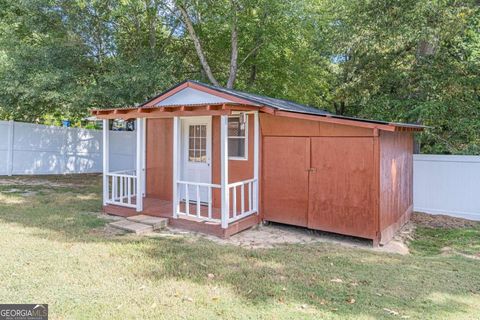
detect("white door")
[180,117,212,203]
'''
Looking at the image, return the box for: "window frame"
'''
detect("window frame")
[227,115,248,161]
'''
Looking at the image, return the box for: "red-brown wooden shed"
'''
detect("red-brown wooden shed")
[92,80,423,245]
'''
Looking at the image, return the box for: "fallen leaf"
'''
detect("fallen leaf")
[330,278,343,283]
[183,297,194,302]
[212,296,219,301]
[150,303,157,309]
[300,304,308,309]
[282,287,287,291]
[207,273,215,279]
[347,298,356,304]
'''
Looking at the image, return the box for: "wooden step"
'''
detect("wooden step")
[109,220,153,235]
[126,215,168,230]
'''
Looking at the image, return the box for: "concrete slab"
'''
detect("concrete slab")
[127,215,168,230]
[109,220,153,235]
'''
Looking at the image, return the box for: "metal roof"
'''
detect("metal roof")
[187,80,331,116]
[104,80,424,131]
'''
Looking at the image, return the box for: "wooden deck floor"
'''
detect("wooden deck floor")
[103,197,258,238]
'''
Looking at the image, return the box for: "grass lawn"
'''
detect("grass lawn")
[0,175,479,319]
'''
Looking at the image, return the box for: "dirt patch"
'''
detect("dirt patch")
[89,225,127,237]
[412,212,479,229]
[0,188,37,196]
[159,223,410,255]
[0,174,100,188]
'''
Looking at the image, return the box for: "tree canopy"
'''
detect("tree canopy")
[0,0,478,154]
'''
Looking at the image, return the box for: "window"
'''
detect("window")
[188,124,207,163]
[228,115,247,159]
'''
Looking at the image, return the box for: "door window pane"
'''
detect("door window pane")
[188,124,207,163]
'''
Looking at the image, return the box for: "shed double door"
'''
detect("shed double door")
[263,136,376,239]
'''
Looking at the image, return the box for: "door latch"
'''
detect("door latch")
[306,168,317,173]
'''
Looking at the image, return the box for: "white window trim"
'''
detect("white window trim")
[228,115,248,161]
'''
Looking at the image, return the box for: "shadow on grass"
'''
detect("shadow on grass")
[139,236,480,318]
[0,175,479,318]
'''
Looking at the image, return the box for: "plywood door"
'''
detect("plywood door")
[262,137,310,227]
[307,137,376,239]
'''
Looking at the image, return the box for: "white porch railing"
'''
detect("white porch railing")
[106,170,137,208]
[176,181,221,222]
[227,178,258,224]
[174,178,258,225]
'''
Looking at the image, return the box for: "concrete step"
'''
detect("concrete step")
[109,220,153,235]
[126,215,168,230]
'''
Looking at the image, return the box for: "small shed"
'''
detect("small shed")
[92,80,423,245]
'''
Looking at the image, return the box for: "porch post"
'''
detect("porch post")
[220,115,229,229]
[172,117,180,218]
[142,118,147,198]
[253,111,259,212]
[102,119,109,206]
[136,118,144,212]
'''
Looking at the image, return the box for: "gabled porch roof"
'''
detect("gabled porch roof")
[91,80,425,132]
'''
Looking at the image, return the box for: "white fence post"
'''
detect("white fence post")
[220,115,229,229]
[6,120,14,176]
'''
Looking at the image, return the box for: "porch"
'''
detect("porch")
[101,110,260,238]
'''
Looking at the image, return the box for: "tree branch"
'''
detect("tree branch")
[176,3,219,86]
[238,41,263,68]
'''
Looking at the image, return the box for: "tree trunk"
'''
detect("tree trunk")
[226,0,238,89]
[176,3,219,86]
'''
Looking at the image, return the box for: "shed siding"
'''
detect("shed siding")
[379,131,414,244]
[146,118,173,199]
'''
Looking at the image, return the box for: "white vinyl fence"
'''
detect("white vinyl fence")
[0,120,135,175]
[414,154,480,221]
